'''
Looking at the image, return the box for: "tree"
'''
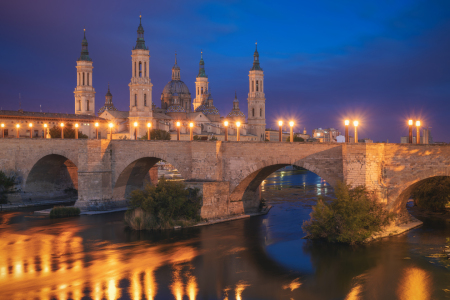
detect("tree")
[49,124,88,139]
[0,171,15,204]
[210,136,218,141]
[139,129,171,140]
[125,177,202,230]
[411,176,450,211]
[286,136,305,142]
[302,182,395,244]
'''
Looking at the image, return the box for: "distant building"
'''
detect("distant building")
[312,128,340,142]
[400,128,432,144]
[336,135,345,143]
[358,138,373,143]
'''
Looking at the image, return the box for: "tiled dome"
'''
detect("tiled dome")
[203,106,220,115]
[98,104,118,114]
[166,105,186,113]
[227,110,245,118]
[195,104,206,112]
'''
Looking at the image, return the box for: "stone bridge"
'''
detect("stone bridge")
[1,139,450,221]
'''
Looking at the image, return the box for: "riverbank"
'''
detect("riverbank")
[0,198,76,212]
[408,204,450,221]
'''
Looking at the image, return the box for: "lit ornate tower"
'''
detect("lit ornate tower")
[128,15,153,139]
[247,42,266,140]
[74,29,96,115]
[193,51,209,111]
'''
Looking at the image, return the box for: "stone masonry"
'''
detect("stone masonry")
[1,139,450,221]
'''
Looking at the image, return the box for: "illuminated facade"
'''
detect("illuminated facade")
[247,43,266,141]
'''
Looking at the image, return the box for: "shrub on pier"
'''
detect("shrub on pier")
[0,171,15,204]
[411,176,450,212]
[125,177,202,230]
[49,206,81,218]
[302,182,395,245]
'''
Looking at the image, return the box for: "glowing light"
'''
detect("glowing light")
[44,124,47,128]
[145,269,157,300]
[408,119,413,126]
[224,121,229,127]
[345,120,350,126]
[60,123,64,127]
[109,123,113,128]
[0,123,3,127]
[278,120,283,126]
[236,121,241,127]
[353,121,359,127]
[147,122,152,128]
[16,124,20,128]
[131,271,141,300]
[171,266,184,300]
[289,121,294,127]
[189,122,193,128]
[28,123,32,127]
[95,122,99,127]
[345,284,362,300]
[282,278,302,291]
[176,121,181,127]
[186,274,198,300]
[416,120,421,127]
[134,122,138,127]
[75,123,78,128]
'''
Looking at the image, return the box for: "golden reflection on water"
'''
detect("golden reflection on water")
[345,284,362,300]
[0,225,197,300]
[171,265,184,300]
[235,280,250,300]
[397,267,431,300]
[282,278,302,291]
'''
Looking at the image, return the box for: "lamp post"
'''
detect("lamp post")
[236,121,241,141]
[1,123,4,138]
[134,122,138,140]
[44,124,49,139]
[278,121,283,142]
[147,122,151,140]
[16,124,20,138]
[189,122,194,141]
[60,123,64,139]
[29,123,33,138]
[353,121,359,143]
[289,121,294,142]
[224,121,229,141]
[176,121,181,141]
[408,119,413,144]
[416,121,421,144]
[344,120,349,143]
[75,123,79,139]
[95,122,99,139]
[109,123,113,140]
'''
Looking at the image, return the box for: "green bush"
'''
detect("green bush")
[286,136,305,142]
[302,182,395,244]
[411,176,450,212]
[49,123,88,139]
[0,171,15,204]
[126,177,202,230]
[49,206,81,218]
[139,129,171,140]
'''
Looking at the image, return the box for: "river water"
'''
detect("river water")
[0,169,449,299]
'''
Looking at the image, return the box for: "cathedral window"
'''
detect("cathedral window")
[201,87,203,95]
[139,62,142,78]
[144,94,147,106]
[256,80,259,92]
[83,73,85,86]
[135,94,137,106]
[260,108,262,117]
[87,73,90,86]
[144,62,147,77]
[252,81,254,92]
[252,108,255,117]
[77,100,81,111]
[197,87,199,95]
[134,62,136,77]
[78,73,81,86]
[86,100,89,111]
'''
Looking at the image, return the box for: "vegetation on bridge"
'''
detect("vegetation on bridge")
[125,177,202,230]
[302,182,395,244]
[411,176,450,212]
[49,124,88,139]
[0,171,15,204]
[286,136,305,142]
[49,206,81,218]
[139,129,171,140]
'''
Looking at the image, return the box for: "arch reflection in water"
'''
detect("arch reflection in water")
[397,267,431,300]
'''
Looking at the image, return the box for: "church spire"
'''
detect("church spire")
[78,28,91,61]
[134,15,147,50]
[251,42,262,71]
[197,50,207,78]
[172,52,180,80]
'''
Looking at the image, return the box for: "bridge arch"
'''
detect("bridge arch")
[112,155,188,201]
[24,154,78,200]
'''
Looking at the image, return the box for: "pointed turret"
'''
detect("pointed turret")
[134,15,147,50]
[251,42,262,71]
[98,83,117,114]
[78,29,92,61]
[172,52,180,80]
[197,50,207,78]
[228,92,245,121]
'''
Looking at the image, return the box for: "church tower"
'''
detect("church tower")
[128,15,153,139]
[74,29,95,115]
[193,51,209,111]
[247,42,266,140]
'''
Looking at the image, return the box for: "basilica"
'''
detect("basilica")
[75,16,266,141]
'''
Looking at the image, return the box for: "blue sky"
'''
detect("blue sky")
[0,0,449,142]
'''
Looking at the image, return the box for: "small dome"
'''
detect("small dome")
[227,110,245,118]
[162,80,190,96]
[195,104,206,112]
[166,105,186,113]
[98,104,117,114]
[203,106,219,115]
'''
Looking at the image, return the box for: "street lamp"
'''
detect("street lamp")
[44,124,49,139]
[344,120,350,143]
[236,121,241,141]
[60,123,64,139]
[416,121,421,144]
[278,120,283,142]
[176,121,181,141]
[75,123,79,139]
[408,119,413,144]
[95,122,99,139]
[109,123,114,140]
[29,123,33,138]
[289,121,294,142]
[16,124,20,138]
[189,122,194,141]
[353,121,359,143]
[224,121,229,141]
[147,122,151,140]
[1,123,4,138]
[134,122,138,140]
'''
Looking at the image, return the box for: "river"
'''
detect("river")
[0,168,449,299]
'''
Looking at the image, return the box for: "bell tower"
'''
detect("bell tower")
[193,51,209,111]
[247,42,265,141]
[128,15,153,139]
[74,29,95,115]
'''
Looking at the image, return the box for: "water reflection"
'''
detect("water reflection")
[397,267,431,300]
